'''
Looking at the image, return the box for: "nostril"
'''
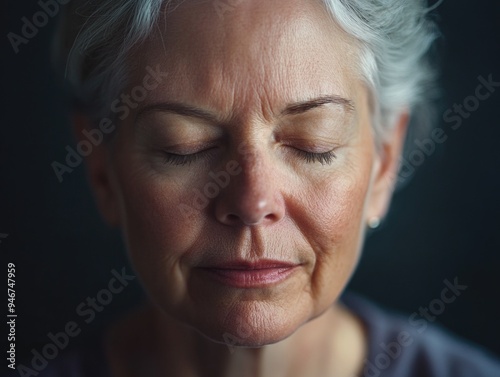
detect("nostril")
[214,183,285,226]
[226,213,240,223]
[264,213,278,221]
[224,212,266,226]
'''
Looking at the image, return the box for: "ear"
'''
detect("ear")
[366,111,409,223]
[72,113,121,227]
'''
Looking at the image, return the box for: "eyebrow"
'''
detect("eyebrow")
[136,102,219,123]
[281,95,354,115]
[135,95,354,123]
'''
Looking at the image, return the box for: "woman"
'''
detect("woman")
[26,0,499,376]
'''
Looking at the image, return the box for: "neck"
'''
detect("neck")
[105,300,366,377]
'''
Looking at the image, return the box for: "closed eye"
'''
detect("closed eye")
[162,146,336,166]
[162,148,216,166]
[290,148,337,165]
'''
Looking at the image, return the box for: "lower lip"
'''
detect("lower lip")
[200,266,298,288]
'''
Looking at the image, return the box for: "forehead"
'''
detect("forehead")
[129,0,362,119]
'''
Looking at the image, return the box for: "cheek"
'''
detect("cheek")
[120,176,195,256]
[112,135,209,256]
[286,150,373,308]
[290,161,371,254]
[111,153,211,306]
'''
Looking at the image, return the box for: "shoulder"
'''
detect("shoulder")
[9,304,154,377]
[9,333,110,377]
[341,292,500,377]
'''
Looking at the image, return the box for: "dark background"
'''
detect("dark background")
[2,0,500,371]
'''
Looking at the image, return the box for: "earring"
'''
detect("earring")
[367,217,381,229]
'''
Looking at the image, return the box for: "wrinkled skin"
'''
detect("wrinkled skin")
[78,0,407,375]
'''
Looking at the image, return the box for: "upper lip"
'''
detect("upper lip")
[201,259,298,270]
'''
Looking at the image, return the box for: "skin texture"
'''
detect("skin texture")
[77,0,408,375]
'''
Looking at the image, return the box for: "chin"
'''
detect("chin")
[184,298,312,348]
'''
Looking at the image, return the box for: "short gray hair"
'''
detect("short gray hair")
[55,0,440,153]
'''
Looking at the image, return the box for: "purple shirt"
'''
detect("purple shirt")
[9,293,500,376]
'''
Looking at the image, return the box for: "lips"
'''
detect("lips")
[198,259,300,288]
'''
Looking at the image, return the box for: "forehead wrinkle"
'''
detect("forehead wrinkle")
[135,0,360,129]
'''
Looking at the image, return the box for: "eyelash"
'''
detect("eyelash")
[162,148,337,166]
[162,150,209,166]
[290,148,337,165]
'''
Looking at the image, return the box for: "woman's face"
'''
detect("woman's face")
[90,0,400,346]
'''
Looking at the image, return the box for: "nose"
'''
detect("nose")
[214,146,285,226]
